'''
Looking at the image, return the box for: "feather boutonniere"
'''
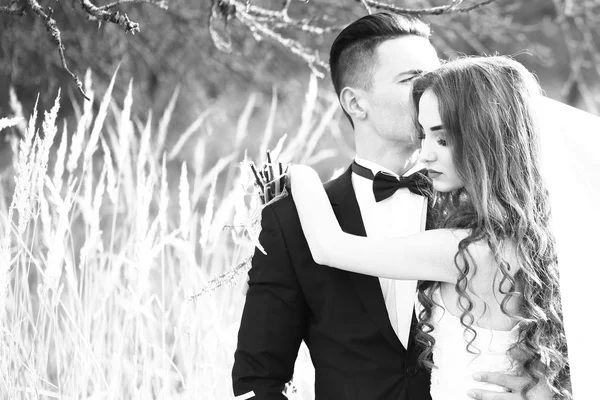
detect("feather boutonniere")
[245,151,290,256]
[249,151,289,206]
[189,151,290,300]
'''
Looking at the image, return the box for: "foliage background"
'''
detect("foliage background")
[1,0,599,134]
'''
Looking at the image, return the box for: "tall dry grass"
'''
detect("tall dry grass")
[0,70,348,399]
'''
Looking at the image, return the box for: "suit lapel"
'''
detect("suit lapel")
[327,167,406,354]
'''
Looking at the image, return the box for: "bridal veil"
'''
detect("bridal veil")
[537,97,600,398]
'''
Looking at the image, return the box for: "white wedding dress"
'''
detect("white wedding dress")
[417,289,519,399]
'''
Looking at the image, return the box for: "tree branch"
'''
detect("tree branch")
[98,0,168,12]
[237,6,329,77]
[205,0,500,79]
[80,0,141,34]
[362,0,498,16]
[25,0,90,100]
[242,0,340,35]
[358,0,373,15]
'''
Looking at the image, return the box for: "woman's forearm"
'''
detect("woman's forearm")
[290,165,471,283]
[316,230,462,281]
[290,165,342,265]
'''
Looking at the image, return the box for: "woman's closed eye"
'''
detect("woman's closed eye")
[418,132,448,147]
[398,75,418,84]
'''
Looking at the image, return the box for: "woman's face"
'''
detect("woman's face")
[417,90,465,192]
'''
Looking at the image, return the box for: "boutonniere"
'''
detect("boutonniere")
[245,151,290,256]
[189,152,290,301]
[249,151,289,206]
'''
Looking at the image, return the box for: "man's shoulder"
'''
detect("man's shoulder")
[266,193,298,219]
[264,173,344,225]
[323,177,338,194]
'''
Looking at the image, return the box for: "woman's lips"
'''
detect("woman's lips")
[427,169,442,179]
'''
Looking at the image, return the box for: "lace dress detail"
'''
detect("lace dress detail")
[418,289,519,400]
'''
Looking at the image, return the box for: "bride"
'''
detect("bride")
[288,56,572,399]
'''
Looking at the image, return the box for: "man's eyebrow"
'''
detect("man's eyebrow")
[394,69,423,78]
[430,125,444,131]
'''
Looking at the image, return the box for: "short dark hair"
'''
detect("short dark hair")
[329,13,431,126]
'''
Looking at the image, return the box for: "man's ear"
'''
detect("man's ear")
[339,87,367,121]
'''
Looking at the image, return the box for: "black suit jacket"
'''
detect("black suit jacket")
[233,166,432,400]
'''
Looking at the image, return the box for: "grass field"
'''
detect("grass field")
[1,67,598,399]
[0,70,345,399]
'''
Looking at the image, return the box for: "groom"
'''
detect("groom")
[233,13,551,400]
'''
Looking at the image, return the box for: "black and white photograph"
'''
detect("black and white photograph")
[1,1,599,399]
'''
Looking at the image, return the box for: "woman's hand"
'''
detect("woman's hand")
[467,372,553,400]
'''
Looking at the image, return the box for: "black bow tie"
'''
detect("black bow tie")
[352,161,430,202]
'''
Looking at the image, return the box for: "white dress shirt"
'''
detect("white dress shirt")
[352,156,428,349]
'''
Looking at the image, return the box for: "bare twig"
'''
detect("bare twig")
[98,0,168,11]
[205,0,330,75]
[237,7,329,77]
[80,0,140,33]
[359,0,373,15]
[25,0,90,100]
[280,0,292,15]
[189,255,253,300]
[362,0,498,15]
[209,0,234,53]
[243,1,340,35]
[269,20,345,36]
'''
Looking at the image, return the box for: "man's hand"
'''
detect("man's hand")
[467,372,553,400]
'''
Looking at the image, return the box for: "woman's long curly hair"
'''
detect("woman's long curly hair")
[410,56,571,399]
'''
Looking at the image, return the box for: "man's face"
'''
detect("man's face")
[362,36,439,146]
